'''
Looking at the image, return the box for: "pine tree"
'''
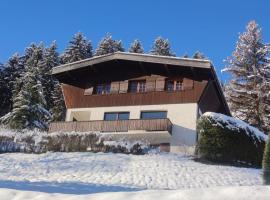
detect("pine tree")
[39,41,60,110]
[51,81,66,121]
[193,51,206,59]
[129,39,144,53]
[0,63,7,116]
[263,137,270,184]
[0,54,25,116]
[182,53,189,58]
[1,44,51,130]
[150,37,175,57]
[223,21,270,134]
[95,33,124,56]
[61,32,93,64]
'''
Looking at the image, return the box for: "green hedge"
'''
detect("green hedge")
[196,112,267,167]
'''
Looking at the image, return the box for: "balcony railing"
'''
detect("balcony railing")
[49,118,172,134]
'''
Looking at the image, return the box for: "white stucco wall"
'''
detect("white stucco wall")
[66,103,198,153]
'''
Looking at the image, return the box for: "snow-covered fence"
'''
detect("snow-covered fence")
[196,112,268,167]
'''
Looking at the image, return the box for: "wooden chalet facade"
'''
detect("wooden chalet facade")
[49,52,230,153]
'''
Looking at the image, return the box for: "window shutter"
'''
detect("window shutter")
[156,78,165,91]
[119,80,128,93]
[146,77,155,92]
[84,87,93,95]
[183,78,194,90]
[110,82,120,94]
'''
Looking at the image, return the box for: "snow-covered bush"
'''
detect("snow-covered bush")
[47,132,102,152]
[263,137,270,184]
[0,127,150,154]
[103,139,149,154]
[196,112,268,167]
[0,127,47,153]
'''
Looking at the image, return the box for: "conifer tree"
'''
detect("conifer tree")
[263,137,270,184]
[95,33,124,56]
[0,54,25,116]
[0,63,7,116]
[223,21,270,134]
[61,32,93,64]
[51,81,66,121]
[39,41,60,110]
[182,53,189,58]
[150,37,175,57]
[1,44,51,130]
[129,39,144,53]
[192,51,206,59]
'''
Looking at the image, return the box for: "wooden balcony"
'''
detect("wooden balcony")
[49,119,172,134]
[61,81,208,109]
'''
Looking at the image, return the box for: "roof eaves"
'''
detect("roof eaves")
[52,52,212,75]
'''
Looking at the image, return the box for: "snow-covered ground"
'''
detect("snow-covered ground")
[1,186,270,200]
[0,152,263,195]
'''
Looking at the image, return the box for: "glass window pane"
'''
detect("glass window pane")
[96,85,103,94]
[104,84,111,94]
[166,80,174,91]
[140,111,167,119]
[138,81,146,92]
[104,113,117,121]
[175,81,182,91]
[129,81,138,93]
[118,112,130,120]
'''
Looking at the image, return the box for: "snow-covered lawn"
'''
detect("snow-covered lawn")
[1,186,270,200]
[0,152,263,194]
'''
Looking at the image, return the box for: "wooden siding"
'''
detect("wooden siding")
[49,118,172,133]
[198,81,227,114]
[61,80,208,109]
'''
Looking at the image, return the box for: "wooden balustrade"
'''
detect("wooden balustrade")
[49,118,172,134]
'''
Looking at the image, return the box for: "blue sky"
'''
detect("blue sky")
[0,0,270,81]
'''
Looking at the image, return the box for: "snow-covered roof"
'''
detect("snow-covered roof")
[52,52,212,75]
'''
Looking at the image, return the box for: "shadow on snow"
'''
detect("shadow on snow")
[0,180,143,194]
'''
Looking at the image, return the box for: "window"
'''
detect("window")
[94,83,111,94]
[165,79,183,91]
[128,80,146,93]
[140,111,167,119]
[104,112,130,121]
[175,81,182,91]
[166,80,174,91]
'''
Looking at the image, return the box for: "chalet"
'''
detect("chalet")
[49,52,230,153]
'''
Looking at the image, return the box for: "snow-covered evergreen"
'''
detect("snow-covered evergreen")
[50,81,66,121]
[38,41,60,111]
[95,33,124,56]
[0,63,7,116]
[223,21,270,134]
[1,44,51,130]
[150,37,175,57]
[128,39,144,53]
[0,54,25,117]
[60,32,93,64]
[192,51,206,59]
[182,53,189,58]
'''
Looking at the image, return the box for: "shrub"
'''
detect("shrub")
[0,127,150,154]
[262,137,270,184]
[196,112,267,167]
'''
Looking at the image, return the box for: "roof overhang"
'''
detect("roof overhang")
[52,52,212,75]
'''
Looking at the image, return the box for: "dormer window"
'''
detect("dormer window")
[128,80,146,93]
[165,79,183,91]
[94,83,111,94]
